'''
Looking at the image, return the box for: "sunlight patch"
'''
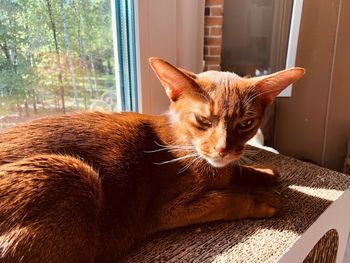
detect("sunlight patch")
[288,185,343,201]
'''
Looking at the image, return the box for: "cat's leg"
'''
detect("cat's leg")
[231,165,280,187]
[0,154,101,263]
[152,190,280,232]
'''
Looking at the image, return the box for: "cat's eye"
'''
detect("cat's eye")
[238,119,254,129]
[194,114,212,128]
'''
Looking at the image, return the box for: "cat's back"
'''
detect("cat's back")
[0,111,161,167]
[0,111,162,261]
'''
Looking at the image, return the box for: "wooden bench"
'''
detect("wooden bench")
[121,147,350,263]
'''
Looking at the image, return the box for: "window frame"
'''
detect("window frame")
[133,0,205,115]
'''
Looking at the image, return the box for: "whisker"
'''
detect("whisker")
[153,154,198,165]
[144,147,195,154]
[233,158,243,166]
[153,141,195,150]
[178,155,201,174]
[238,164,243,177]
[144,148,169,153]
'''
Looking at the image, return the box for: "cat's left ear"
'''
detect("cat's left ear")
[253,67,305,106]
[149,57,203,102]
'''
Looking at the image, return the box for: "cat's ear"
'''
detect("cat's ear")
[178,68,198,80]
[253,67,305,106]
[149,57,201,101]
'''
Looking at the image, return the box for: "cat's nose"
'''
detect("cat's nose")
[215,147,227,157]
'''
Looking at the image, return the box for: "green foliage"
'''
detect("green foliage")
[0,0,116,119]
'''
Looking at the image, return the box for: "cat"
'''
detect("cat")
[0,57,304,262]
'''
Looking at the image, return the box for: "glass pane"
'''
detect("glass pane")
[221,0,293,77]
[0,0,117,130]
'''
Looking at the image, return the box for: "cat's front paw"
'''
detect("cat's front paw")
[250,193,281,218]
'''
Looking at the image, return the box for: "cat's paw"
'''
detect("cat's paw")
[251,193,281,218]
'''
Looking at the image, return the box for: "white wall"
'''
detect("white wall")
[135,0,205,115]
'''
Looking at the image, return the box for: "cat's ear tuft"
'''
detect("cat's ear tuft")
[253,67,305,106]
[149,57,199,101]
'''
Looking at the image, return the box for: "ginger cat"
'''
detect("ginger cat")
[0,58,304,262]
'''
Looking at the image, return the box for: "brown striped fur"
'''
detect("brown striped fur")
[0,58,304,262]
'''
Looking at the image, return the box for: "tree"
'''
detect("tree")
[59,0,79,110]
[0,0,117,120]
[45,0,65,114]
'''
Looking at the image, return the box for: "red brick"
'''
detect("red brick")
[205,60,216,66]
[205,17,223,26]
[204,27,210,36]
[206,0,224,6]
[204,0,224,72]
[209,46,221,55]
[204,55,220,62]
[211,7,223,16]
[210,27,222,36]
[208,65,221,71]
[205,57,221,64]
[204,37,222,46]
[204,46,209,55]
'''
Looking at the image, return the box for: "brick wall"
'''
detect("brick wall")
[203,0,224,71]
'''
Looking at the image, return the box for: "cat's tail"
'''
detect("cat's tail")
[0,154,101,263]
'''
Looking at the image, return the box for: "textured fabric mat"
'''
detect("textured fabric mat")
[121,148,350,263]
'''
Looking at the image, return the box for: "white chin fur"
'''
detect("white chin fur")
[205,158,233,168]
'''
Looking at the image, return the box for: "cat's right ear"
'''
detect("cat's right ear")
[149,57,200,102]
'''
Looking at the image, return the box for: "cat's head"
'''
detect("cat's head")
[150,58,305,168]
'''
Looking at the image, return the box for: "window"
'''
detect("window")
[0,0,138,130]
[221,0,303,96]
